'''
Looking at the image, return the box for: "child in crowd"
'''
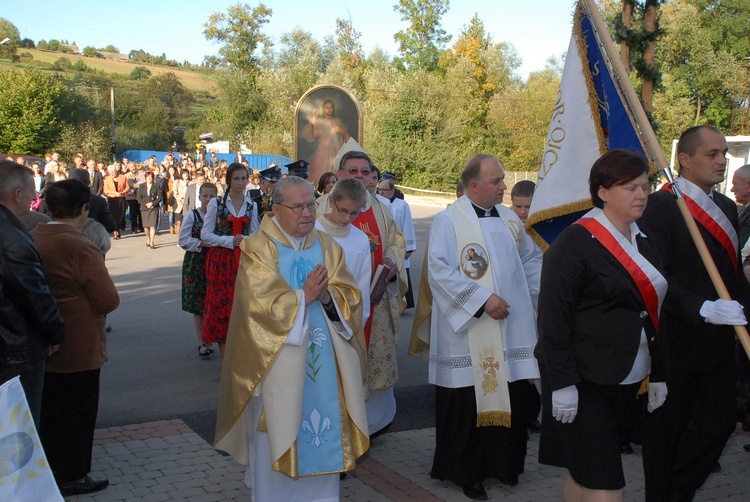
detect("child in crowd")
[179,183,218,357]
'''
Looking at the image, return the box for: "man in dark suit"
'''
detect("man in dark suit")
[251,165,281,220]
[85,159,103,197]
[639,125,749,501]
[68,169,116,233]
[183,169,206,214]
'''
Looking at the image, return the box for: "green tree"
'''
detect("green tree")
[656,1,743,128]
[393,0,451,71]
[686,0,750,59]
[0,68,70,153]
[82,46,100,58]
[0,17,20,59]
[145,73,194,111]
[130,66,152,80]
[203,2,273,77]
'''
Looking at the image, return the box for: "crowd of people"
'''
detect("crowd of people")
[3,124,750,502]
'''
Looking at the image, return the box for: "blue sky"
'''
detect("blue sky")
[8,0,576,78]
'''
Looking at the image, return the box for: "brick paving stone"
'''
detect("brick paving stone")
[173,486,208,498]
[186,493,226,502]
[142,494,172,502]
[90,490,135,501]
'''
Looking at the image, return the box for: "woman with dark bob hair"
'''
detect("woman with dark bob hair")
[316,171,338,195]
[535,149,669,501]
[31,180,119,496]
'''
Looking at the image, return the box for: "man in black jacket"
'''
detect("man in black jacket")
[0,160,65,426]
[639,126,749,501]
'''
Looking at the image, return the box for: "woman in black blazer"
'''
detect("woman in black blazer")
[136,170,163,249]
[536,150,669,501]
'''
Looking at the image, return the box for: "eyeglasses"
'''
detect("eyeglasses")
[346,167,371,176]
[332,198,361,218]
[276,201,318,215]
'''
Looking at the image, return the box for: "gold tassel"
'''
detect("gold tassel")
[476,411,512,428]
[637,376,650,397]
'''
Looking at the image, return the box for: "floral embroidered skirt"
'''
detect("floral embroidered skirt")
[181,250,207,315]
[202,246,238,343]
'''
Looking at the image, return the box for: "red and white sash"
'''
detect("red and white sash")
[661,178,739,271]
[575,208,667,332]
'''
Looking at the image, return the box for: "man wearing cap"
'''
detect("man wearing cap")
[379,171,404,200]
[286,160,311,181]
[317,150,407,438]
[252,165,281,220]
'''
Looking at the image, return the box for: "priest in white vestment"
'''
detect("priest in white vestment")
[410,154,541,500]
[214,177,369,502]
[378,178,417,308]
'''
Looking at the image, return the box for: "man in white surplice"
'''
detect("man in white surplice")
[410,154,541,499]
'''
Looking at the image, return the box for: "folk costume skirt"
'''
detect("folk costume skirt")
[202,246,238,344]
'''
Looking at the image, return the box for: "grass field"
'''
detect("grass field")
[20,48,217,93]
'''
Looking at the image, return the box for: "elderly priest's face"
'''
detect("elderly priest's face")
[273,183,317,238]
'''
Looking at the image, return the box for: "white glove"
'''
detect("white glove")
[647,381,668,413]
[700,299,747,325]
[551,385,578,424]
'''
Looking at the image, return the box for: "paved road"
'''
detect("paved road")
[98,200,441,441]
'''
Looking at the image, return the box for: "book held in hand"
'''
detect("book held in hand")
[370,263,392,305]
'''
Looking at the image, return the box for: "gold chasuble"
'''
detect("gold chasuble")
[214,216,369,477]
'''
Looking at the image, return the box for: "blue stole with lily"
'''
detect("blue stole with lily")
[276,239,344,476]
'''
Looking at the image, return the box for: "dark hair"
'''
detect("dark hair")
[317,172,338,193]
[676,125,723,171]
[225,163,247,190]
[338,151,372,172]
[511,180,536,198]
[371,165,380,178]
[144,170,155,181]
[44,180,91,219]
[589,149,649,209]
[68,168,91,185]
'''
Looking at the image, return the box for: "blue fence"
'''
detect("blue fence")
[119,151,293,173]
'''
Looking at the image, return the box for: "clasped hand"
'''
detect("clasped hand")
[484,294,509,320]
[303,264,330,305]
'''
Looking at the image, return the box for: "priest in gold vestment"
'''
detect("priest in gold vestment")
[214,176,369,501]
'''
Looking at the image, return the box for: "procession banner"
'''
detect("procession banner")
[526,0,656,249]
[0,377,63,501]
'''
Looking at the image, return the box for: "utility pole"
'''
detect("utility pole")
[110,87,116,161]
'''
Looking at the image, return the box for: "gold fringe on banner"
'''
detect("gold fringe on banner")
[525,199,594,251]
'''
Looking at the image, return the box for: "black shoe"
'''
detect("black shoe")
[369,422,392,440]
[59,476,109,496]
[744,444,750,452]
[712,461,721,473]
[462,482,488,500]
[106,324,112,333]
[621,443,634,455]
[199,343,211,357]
